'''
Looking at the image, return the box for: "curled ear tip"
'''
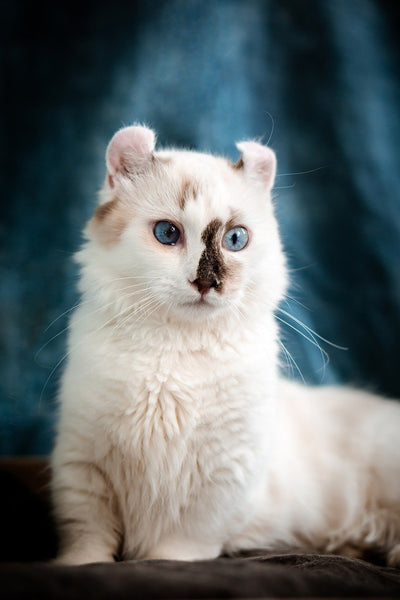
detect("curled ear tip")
[106,124,156,174]
[234,138,276,187]
[125,123,156,138]
[109,124,156,147]
[236,139,275,153]
[235,140,276,166]
[235,140,251,153]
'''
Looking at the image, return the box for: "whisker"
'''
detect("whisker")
[40,280,153,339]
[264,111,275,147]
[35,285,154,361]
[104,275,158,283]
[279,340,296,380]
[278,340,306,384]
[44,300,86,333]
[139,300,165,322]
[278,308,348,351]
[114,295,159,330]
[125,299,164,329]
[273,183,296,190]
[284,295,310,312]
[38,289,160,405]
[275,314,329,369]
[229,300,246,323]
[276,165,327,177]
[287,263,316,274]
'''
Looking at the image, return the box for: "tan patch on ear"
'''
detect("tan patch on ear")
[232,157,244,170]
[89,199,133,246]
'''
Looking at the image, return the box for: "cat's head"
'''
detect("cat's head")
[81,125,287,324]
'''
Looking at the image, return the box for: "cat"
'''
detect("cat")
[51,125,400,566]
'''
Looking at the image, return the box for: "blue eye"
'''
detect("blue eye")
[153,221,181,245]
[223,226,249,251]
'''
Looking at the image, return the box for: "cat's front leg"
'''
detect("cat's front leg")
[388,544,400,567]
[54,537,115,566]
[145,535,222,561]
[52,459,121,565]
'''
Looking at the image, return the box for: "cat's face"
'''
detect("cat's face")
[84,126,287,323]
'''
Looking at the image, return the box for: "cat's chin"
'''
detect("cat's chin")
[172,296,228,321]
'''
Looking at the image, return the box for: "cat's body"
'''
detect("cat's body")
[51,126,400,565]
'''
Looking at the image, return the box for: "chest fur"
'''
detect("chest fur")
[64,313,278,555]
[71,314,278,474]
[104,367,271,556]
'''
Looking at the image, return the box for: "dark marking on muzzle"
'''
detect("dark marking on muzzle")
[196,218,226,292]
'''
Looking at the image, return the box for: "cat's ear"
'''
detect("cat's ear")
[106,125,156,188]
[235,141,276,191]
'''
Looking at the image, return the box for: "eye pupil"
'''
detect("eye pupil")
[166,225,175,238]
[223,226,249,252]
[153,221,181,245]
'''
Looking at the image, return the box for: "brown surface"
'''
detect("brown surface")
[1,457,400,598]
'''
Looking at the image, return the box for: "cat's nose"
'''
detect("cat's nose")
[191,278,218,296]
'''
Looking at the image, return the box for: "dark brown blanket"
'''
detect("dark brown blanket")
[1,458,400,598]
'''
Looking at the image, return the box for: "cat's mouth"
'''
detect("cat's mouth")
[184,297,211,306]
[181,295,216,309]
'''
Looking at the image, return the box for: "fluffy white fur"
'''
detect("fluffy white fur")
[51,125,400,566]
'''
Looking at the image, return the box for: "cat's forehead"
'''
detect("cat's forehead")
[158,149,238,187]
[156,149,245,221]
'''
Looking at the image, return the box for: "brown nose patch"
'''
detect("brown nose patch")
[196,219,226,292]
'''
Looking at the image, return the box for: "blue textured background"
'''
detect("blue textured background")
[1,0,400,454]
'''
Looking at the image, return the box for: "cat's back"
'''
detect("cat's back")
[276,379,400,513]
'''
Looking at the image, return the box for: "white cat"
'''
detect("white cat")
[51,125,400,566]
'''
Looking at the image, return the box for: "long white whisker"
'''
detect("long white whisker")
[279,340,306,384]
[279,340,294,378]
[44,300,85,333]
[275,165,327,177]
[265,111,275,147]
[35,285,154,361]
[114,295,159,330]
[287,263,316,274]
[278,308,348,351]
[38,290,160,404]
[139,300,165,322]
[103,275,158,283]
[126,297,165,328]
[284,294,310,312]
[275,314,329,369]
[43,278,157,330]
[273,183,296,190]
[228,300,246,323]
[43,277,158,333]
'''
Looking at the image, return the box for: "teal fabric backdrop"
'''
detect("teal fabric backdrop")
[1,0,400,454]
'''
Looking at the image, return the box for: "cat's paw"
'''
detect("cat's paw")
[53,549,115,566]
[387,544,400,568]
[145,537,221,561]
